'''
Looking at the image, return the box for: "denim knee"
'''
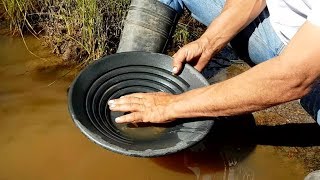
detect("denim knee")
[158,0,184,14]
[158,0,226,26]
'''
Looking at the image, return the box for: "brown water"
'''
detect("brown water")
[0,33,311,180]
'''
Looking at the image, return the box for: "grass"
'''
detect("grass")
[1,0,38,34]
[1,0,129,65]
[42,0,130,64]
[1,0,203,66]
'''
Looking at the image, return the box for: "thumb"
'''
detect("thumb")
[172,49,187,75]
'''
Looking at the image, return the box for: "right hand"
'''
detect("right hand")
[172,37,216,74]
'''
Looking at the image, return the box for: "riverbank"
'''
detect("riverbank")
[0,0,204,68]
[1,0,130,64]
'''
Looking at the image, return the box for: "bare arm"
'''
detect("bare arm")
[170,21,320,119]
[109,21,320,123]
[172,0,266,73]
[200,0,266,53]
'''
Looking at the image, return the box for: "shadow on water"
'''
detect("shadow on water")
[151,114,257,177]
[151,114,320,177]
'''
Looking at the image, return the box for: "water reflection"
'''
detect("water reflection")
[152,115,257,179]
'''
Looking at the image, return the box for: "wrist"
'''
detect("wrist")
[166,93,196,120]
[199,33,225,56]
[166,94,184,120]
[198,35,211,50]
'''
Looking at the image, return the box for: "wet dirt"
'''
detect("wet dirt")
[0,31,319,180]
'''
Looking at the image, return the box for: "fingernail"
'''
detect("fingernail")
[120,96,124,99]
[172,67,178,74]
[109,104,116,108]
[115,117,121,123]
[108,100,114,105]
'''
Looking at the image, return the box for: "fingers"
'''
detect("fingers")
[108,92,172,124]
[172,48,187,75]
[115,112,143,123]
[108,96,144,110]
[109,102,145,112]
[172,41,204,74]
[108,97,145,123]
[109,96,142,104]
[194,54,211,72]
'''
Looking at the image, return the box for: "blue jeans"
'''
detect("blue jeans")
[159,0,320,124]
[159,0,285,64]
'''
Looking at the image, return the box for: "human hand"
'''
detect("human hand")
[172,37,215,74]
[108,92,177,123]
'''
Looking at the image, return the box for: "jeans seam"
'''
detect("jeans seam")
[167,0,174,4]
[276,43,286,55]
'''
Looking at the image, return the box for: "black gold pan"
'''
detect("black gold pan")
[68,51,214,157]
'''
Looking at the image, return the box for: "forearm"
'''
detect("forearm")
[171,57,312,118]
[200,0,266,52]
[169,18,320,120]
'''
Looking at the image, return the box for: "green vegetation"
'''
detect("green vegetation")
[1,0,36,33]
[1,0,130,64]
[1,0,203,64]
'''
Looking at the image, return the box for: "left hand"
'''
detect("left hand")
[172,37,214,75]
[108,92,177,123]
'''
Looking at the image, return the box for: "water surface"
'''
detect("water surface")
[0,33,311,180]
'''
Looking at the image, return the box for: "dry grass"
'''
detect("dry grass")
[1,0,203,65]
[1,0,129,64]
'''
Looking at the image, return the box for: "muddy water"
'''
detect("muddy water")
[0,33,310,180]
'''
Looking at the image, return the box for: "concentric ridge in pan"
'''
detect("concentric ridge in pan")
[68,51,214,157]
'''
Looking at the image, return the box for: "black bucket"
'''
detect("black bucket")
[117,0,179,53]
